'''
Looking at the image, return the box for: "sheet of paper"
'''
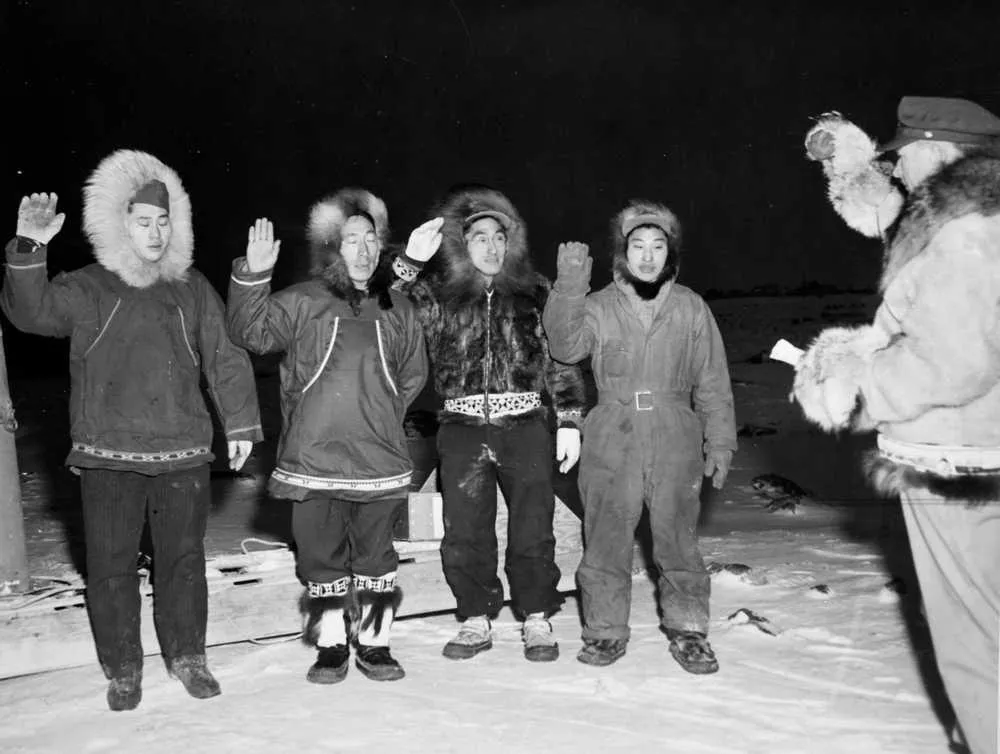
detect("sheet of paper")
[769,338,804,366]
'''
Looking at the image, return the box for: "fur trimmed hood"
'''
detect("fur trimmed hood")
[83,150,193,288]
[306,188,394,314]
[423,185,539,303]
[610,200,681,297]
[882,152,1000,290]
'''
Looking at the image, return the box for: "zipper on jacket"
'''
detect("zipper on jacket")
[83,298,122,357]
[375,319,399,397]
[176,306,198,365]
[484,288,494,423]
[303,317,340,394]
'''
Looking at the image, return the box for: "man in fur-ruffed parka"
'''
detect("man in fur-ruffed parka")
[543,201,736,674]
[395,185,586,664]
[227,189,428,684]
[796,96,1000,754]
[1,150,264,711]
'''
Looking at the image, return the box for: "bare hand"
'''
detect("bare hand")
[227,440,252,471]
[17,193,66,244]
[405,217,444,263]
[246,218,281,273]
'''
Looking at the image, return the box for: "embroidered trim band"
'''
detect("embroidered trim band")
[273,468,412,491]
[308,576,351,598]
[353,573,397,593]
[72,443,210,463]
[443,391,542,419]
[877,435,1000,475]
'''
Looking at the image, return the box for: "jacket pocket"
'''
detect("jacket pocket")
[176,306,199,366]
[375,319,400,398]
[302,317,340,394]
[600,340,630,378]
[82,298,122,358]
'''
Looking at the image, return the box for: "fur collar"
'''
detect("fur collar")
[421,185,540,305]
[82,150,193,289]
[881,153,1000,290]
[306,189,393,314]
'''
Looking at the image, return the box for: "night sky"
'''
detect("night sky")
[2,0,998,373]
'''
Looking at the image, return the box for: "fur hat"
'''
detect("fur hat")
[306,188,393,313]
[83,149,193,288]
[610,200,681,283]
[427,185,538,302]
[879,96,1000,153]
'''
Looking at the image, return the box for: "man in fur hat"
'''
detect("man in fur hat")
[542,201,736,673]
[796,96,1000,754]
[395,186,586,663]
[227,190,428,684]
[1,150,263,710]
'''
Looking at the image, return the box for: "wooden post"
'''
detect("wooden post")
[0,323,29,595]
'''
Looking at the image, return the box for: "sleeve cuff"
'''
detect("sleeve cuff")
[230,257,272,285]
[556,409,584,430]
[6,237,48,265]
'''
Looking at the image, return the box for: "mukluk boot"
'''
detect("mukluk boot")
[353,574,405,681]
[305,582,352,685]
[168,655,222,699]
[106,660,143,711]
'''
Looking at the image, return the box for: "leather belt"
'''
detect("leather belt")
[597,389,690,412]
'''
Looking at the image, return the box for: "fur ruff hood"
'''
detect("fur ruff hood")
[306,188,394,314]
[423,186,540,304]
[83,150,193,289]
[881,152,1000,291]
[610,200,681,295]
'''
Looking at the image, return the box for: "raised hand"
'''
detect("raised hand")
[405,217,444,263]
[554,241,592,294]
[246,217,281,273]
[17,193,66,244]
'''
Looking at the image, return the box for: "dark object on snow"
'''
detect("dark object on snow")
[751,473,812,512]
[811,584,832,595]
[737,423,778,438]
[884,576,908,596]
[726,607,781,636]
[706,561,752,576]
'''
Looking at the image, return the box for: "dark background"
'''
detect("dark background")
[2,0,997,377]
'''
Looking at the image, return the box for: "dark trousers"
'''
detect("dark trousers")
[292,495,405,593]
[80,465,210,678]
[437,418,562,619]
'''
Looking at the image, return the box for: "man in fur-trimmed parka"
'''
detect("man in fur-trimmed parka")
[395,186,586,663]
[1,150,263,710]
[796,96,1000,754]
[543,201,736,673]
[227,189,428,684]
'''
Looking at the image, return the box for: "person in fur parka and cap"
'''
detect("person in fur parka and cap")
[796,96,1000,754]
[227,189,428,684]
[395,185,586,663]
[1,150,264,710]
[543,201,736,673]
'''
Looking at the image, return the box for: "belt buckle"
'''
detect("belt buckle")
[634,390,654,411]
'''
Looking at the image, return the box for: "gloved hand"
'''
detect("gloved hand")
[703,449,733,490]
[554,241,592,295]
[17,193,66,244]
[246,217,281,273]
[227,440,253,471]
[404,217,445,262]
[555,427,581,473]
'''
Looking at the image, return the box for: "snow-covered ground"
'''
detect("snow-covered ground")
[0,294,961,753]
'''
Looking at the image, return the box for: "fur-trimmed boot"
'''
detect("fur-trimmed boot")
[168,655,221,699]
[306,594,351,685]
[106,661,143,711]
[354,577,404,682]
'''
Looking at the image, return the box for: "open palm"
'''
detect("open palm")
[246,217,281,273]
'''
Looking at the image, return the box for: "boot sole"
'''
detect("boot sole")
[442,638,493,660]
[524,644,560,662]
[306,663,350,684]
[355,658,406,681]
[576,648,626,667]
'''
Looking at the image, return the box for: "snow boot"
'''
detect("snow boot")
[307,645,351,684]
[306,593,351,684]
[168,655,221,699]
[442,615,493,660]
[106,663,143,711]
[667,630,719,675]
[576,638,628,667]
[522,612,559,662]
[354,580,405,681]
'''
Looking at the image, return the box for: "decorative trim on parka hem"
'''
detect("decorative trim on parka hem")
[71,443,211,463]
[272,468,412,492]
